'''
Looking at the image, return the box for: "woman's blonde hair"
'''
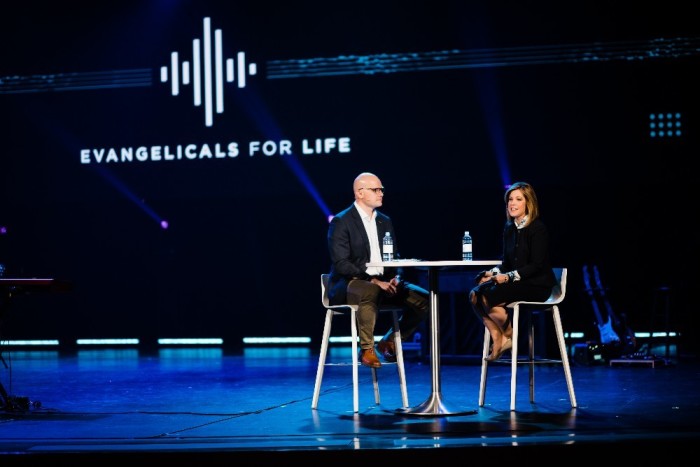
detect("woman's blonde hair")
[504,181,540,224]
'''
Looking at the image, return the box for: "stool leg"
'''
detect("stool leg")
[312,309,333,410]
[552,305,577,408]
[663,290,671,359]
[478,327,490,406]
[528,310,535,404]
[350,310,360,413]
[371,367,380,405]
[510,305,520,411]
[392,310,409,408]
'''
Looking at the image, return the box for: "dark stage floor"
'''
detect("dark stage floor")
[0,344,698,464]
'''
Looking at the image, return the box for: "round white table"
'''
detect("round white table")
[367,259,501,416]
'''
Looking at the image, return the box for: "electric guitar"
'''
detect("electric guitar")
[591,265,636,352]
[583,264,620,345]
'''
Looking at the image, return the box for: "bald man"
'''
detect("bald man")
[326,172,428,368]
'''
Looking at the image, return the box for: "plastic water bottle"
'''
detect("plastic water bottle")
[462,231,472,261]
[382,232,394,261]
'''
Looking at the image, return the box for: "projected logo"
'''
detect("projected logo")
[160,17,258,128]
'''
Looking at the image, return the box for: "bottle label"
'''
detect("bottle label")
[383,244,394,254]
[462,244,472,253]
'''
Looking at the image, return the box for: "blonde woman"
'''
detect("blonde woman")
[469,181,556,361]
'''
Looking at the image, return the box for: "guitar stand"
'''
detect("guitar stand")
[583,265,641,364]
[0,381,13,411]
[609,285,674,368]
[0,279,66,413]
[0,374,37,412]
[1,341,40,412]
[0,362,24,413]
[0,343,11,410]
[0,352,15,411]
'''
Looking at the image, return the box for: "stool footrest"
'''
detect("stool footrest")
[495,358,564,364]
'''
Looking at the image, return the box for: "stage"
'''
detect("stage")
[1,345,697,464]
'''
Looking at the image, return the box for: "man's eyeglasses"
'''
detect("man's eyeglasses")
[360,187,385,194]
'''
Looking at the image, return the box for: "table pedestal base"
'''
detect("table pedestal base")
[393,392,477,417]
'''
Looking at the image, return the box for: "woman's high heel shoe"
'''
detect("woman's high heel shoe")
[484,337,512,362]
[501,337,513,352]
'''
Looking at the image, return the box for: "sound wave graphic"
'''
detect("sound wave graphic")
[159,17,257,127]
[3,25,698,133]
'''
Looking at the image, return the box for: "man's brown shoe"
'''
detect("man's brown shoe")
[360,348,381,368]
[377,339,397,363]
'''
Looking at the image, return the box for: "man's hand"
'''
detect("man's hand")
[372,277,398,296]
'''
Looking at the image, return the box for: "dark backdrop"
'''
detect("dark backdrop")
[1,2,697,354]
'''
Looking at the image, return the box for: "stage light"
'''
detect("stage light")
[649,112,682,138]
[158,338,223,345]
[243,337,311,344]
[76,338,139,346]
[3,340,60,347]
